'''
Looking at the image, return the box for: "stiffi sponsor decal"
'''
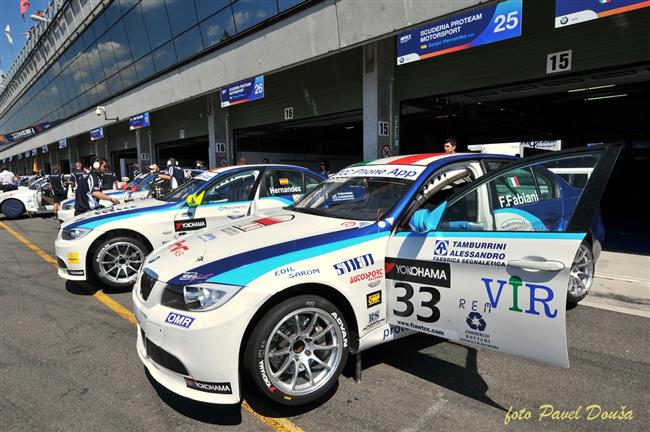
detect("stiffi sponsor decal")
[174,218,207,232]
[165,312,195,328]
[385,257,450,288]
[185,378,232,394]
[333,253,375,276]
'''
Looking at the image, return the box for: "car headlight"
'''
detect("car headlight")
[61,227,92,240]
[162,282,242,311]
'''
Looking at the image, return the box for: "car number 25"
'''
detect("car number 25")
[393,283,441,323]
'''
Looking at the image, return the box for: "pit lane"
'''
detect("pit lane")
[1,216,647,431]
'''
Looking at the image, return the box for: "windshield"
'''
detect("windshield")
[160,178,208,202]
[293,176,413,220]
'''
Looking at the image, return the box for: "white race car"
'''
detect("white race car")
[55,165,325,288]
[131,146,620,406]
[0,176,64,219]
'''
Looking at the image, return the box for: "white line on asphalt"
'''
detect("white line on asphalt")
[595,272,650,284]
[580,299,650,318]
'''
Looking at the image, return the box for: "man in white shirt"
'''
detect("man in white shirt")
[0,165,18,192]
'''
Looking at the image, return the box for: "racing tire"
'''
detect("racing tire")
[0,199,25,219]
[567,241,595,304]
[244,295,350,406]
[91,235,150,289]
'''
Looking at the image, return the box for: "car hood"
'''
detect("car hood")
[145,209,388,285]
[62,198,181,230]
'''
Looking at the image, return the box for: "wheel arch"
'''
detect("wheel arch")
[85,228,154,270]
[0,197,26,217]
[238,283,360,367]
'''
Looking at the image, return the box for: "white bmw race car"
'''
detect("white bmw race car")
[0,176,65,219]
[55,165,325,287]
[130,146,620,406]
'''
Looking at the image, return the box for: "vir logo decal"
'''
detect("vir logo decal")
[434,240,449,256]
[483,276,558,319]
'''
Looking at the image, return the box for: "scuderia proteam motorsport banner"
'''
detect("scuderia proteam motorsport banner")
[555,0,650,28]
[396,0,522,65]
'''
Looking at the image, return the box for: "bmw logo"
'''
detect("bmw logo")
[560,16,568,25]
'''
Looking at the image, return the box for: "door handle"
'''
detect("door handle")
[508,259,565,272]
[228,211,245,219]
[180,212,190,216]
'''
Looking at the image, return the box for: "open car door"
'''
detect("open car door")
[385,145,621,367]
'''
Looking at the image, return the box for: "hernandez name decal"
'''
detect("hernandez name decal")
[385,257,450,288]
[269,185,301,195]
[174,218,207,232]
[184,378,232,394]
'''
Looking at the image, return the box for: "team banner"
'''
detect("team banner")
[220,75,265,108]
[58,138,67,149]
[0,121,52,145]
[90,127,104,141]
[397,0,522,65]
[41,145,48,153]
[129,112,150,130]
[31,148,37,156]
[555,0,650,27]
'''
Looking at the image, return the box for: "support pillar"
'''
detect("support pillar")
[362,38,397,161]
[208,92,231,168]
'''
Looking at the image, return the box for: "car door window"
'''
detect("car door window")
[305,174,322,195]
[260,169,304,197]
[439,153,602,232]
[202,170,260,204]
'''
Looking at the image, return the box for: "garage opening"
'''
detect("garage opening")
[399,68,650,253]
[234,111,363,173]
[156,137,209,169]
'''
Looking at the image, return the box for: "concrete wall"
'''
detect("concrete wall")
[1,0,480,159]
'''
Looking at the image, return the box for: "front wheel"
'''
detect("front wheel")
[1,199,25,219]
[91,235,149,289]
[244,295,350,406]
[567,241,595,304]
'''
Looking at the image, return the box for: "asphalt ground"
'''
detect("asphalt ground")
[1,215,648,432]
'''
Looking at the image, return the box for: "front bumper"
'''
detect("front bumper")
[54,232,96,281]
[132,277,265,404]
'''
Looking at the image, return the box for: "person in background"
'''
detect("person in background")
[0,165,18,192]
[74,159,119,216]
[319,160,332,177]
[99,162,119,190]
[48,165,67,219]
[195,160,207,170]
[443,137,457,154]
[130,163,141,180]
[237,156,248,165]
[158,158,186,189]
[262,158,269,164]
[70,162,85,191]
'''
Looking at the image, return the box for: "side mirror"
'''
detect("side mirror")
[408,203,446,234]
[186,191,205,207]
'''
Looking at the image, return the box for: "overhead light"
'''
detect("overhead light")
[345,126,354,129]
[585,93,628,101]
[568,84,615,93]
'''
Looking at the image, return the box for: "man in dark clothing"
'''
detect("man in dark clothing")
[100,163,119,190]
[48,165,68,219]
[158,158,186,190]
[74,160,119,216]
[70,162,85,191]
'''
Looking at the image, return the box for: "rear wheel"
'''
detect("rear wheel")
[91,235,149,289]
[244,295,349,406]
[1,199,25,219]
[567,241,595,304]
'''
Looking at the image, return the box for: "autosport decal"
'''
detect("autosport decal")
[174,218,207,232]
[168,223,391,286]
[184,378,232,394]
[385,257,451,288]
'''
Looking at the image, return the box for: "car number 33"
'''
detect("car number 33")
[392,283,442,323]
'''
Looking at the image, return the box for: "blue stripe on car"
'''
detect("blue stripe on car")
[66,202,182,229]
[168,223,390,285]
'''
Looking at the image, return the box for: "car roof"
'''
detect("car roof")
[208,164,321,174]
[361,152,514,167]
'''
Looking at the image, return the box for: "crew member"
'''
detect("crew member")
[70,162,85,191]
[74,159,119,216]
[443,137,457,154]
[100,163,119,190]
[0,165,17,192]
[158,158,186,190]
[48,165,68,219]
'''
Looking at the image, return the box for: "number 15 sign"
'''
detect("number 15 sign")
[220,75,265,108]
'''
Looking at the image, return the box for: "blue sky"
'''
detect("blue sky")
[1,0,51,78]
